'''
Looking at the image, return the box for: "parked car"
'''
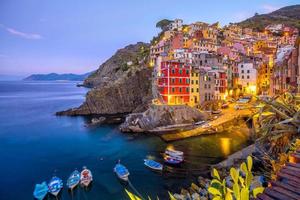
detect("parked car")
[221,103,229,109]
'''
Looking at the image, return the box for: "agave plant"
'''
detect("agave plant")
[208,156,264,200]
[254,92,300,158]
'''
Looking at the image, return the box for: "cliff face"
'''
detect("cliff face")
[57,42,153,116]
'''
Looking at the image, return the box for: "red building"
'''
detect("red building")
[157,61,191,104]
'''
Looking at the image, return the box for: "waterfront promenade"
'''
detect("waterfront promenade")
[160,104,254,142]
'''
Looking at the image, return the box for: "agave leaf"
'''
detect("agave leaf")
[233,183,240,200]
[245,172,253,188]
[225,192,233,200]
[212,196,222,200]
[212,168,221,180]
[240,162,247,173]
[241,188,249,200]
[125,189,142,200]
[168,191,176,200]
[208,187,222,196]
[230,168,239,183]
[239,177,245,188]
[211,179,222,185]
[247,156,253,172]
[252,187,265,198]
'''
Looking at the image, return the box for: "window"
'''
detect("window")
[241,64,243,68]
[186,88,189,92]
[191,80,194,84]
[179,69,182,74]
[172,69,175,74]
[196,88,199,92]
[247,75,250,79]
[172,78,175,83]
[204,84,207,89]
[196,80,198,84]
[208,84,211,89]
[241,70,244,73]
[247,70,250,73]
[179,87,182,92]
[186,79,190,84]
[172,88,175,93]
[191,73,194,77]
[191,88,194,93]
[186,69,189,75]
[242,75,244,79]
[179,78,182,83]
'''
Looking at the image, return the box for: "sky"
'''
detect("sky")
[0,0,299,77]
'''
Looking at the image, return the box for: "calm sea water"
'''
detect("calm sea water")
[0,81,251,200]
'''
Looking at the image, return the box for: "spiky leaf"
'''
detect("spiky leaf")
[253,187,265,198]
[208,187,222,196]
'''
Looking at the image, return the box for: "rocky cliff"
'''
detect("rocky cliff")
[120,105,208,133]
[57,42,153,116]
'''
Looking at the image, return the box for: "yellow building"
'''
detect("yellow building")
[189,70,200,107]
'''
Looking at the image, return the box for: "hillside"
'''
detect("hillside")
[238,5,300,31]
[57,42,153,116]
[24,72,92,81]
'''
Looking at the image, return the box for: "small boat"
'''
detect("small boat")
[80,167,93,187]
[165,149,184,157]
[33,181,48,200]
[67,170,80,190]
[48,176,63,196]
[114,163,129,181]
[144,159,163,171]
[164,155,183,165]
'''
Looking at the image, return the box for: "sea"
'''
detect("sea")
[0,81,251,200]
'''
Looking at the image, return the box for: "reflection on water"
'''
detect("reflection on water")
[220,138,231,156]
[0,81,252,200]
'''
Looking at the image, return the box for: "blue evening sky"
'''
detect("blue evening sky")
[0,0,299,77]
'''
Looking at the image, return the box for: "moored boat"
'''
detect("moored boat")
[164,155,183,165]
[48,176,63,196]
[144,159,163,171]
[67,170,80,190]
[165,149,184,157]
[114,163,129,181]
[33,181,48,200]
[80,166,93,187]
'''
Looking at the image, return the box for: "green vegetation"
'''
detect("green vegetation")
[156,19,173,31]
[238,5,300,31]
[208,156,264,200]
[255,92,300,157]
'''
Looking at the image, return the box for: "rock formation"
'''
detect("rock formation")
[120,105,208,133]
[57,42,153,116]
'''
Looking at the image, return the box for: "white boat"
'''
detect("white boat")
[80,167,93,187]
[114,163,129,181]
[165,149,184,157]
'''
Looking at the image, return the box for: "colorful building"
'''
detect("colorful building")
[157,61,191,105]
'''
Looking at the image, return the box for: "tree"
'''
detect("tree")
[156,19,173,31]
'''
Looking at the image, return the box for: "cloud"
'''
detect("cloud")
[261,4,280,13]
[0,24,42,40]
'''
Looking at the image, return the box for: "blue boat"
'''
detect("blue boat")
[33,181,48,200]
[164,155,183,165]
[114,163,129,181]
[48,176,63,196]
[67,170,80,190]
[144,159,163,171]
